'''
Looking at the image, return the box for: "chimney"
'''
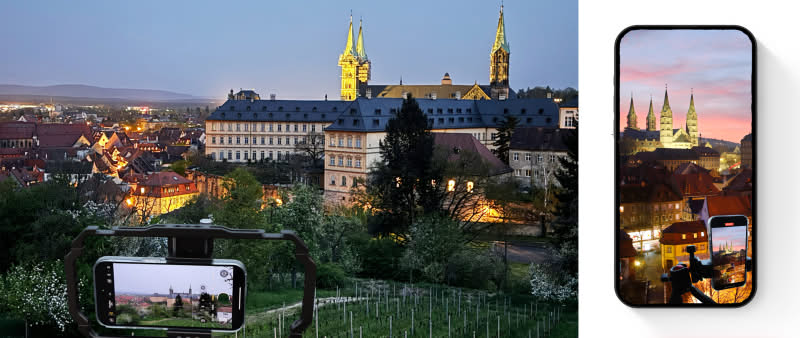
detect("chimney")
[366,88,372,99]
[270,94,276,101]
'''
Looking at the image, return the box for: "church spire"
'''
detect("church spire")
[646,95,657,131]
[626,95,638,129]
[662,85,671,112]
[343,15,355,56]
[492,5,510,54]
[356,18,367,60]
[686,89,699,147]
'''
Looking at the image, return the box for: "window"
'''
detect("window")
[286,137,289,145]
[227,151,232,160]
[447,179,456,192]
[330,136,335,146]
[330,175,336,185]
[537,154,543,163]
[338,137,344,147]
[667,247,672,254]
[261,123,265,131]
[303,124,307,132]
[681,234,686,239]
[355,158,361,167]
[269,137,274,145]
[269,151,273,159]
[693,233,697,239]
[227,123,232,131]
[228,136,232,144]
[311,125,316,132]
[236,123,241,131]
[701,232,704,237]
[525,169,531,177]
[236,137,241,144]
[244,123,248,131]
[278,138,282,145]
[347,157,352,167]
[269,124,274,131]
[235,151,241,160]
[355,137,361,148]
[211,136,216,144]
[294,124,298,132]
[490,133,497,140]
[347,136,352,147]
[244,152,248,160]
[513,153,519,161]
[219,151,224,160]
[525,153,531,161]
[260,151,265,159]
[244,137,248,144]
[338,156,344,166]
[330,157,335,166]
[253,137,257,144]
[466,181,474,192]
[261,137,265,145]
[277,151,282,160]
[341,176,347,186]
[278,124,282,132]
[286,124,290,132]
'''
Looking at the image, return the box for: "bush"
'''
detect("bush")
[316,263,346,289]
[445,249,504,289]
[357,237,405,281]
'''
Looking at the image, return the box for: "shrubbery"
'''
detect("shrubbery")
[316,263,347,289]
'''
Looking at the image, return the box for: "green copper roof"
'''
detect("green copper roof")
[492,6,510,54]
[343,16,355,56]
[356,20,367,60]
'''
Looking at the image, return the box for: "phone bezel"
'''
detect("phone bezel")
[93,256,246,332]
[613,25,757,307]
[707,215,749,291]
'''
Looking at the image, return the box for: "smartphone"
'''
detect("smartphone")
[708,215,749,290]
[615,26,755,306]
[93,256,246,331]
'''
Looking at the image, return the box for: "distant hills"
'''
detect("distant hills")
[0,84,215,104]
[700,137,740,152]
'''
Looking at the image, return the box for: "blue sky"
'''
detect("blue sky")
[0,0,577,100]
[114,263,233,295]
[619,29,752,142]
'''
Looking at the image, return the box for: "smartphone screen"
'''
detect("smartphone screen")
[709,216,748,290]
[615,26,755,306]
[94,257,245,331]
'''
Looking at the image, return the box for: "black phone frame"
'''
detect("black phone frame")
[92,258,246,331]
[613,25,757,307]
[65,224,317,337]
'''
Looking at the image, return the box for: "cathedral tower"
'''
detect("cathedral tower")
[626,95,637,129]
[646,96,657,131]
[355,19,371,90]
[339,16,359,101]
[490,5,510,100]
[686,91,699,147]
[659,87,674,147]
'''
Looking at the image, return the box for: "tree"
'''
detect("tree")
[492,115,519,165]
[400,215,464,283]
[293,131,326,169]
[215,167,263,228]
[173,294,183,316]
[367,94,441,236]
[552,124,578,273]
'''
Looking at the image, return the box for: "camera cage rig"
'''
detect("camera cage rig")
[64,224,317,338]
[660,244,752,304]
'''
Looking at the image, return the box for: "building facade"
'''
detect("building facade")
[620,89,700,155]
[659,220,709,270]
[129,171,199,217]
[508,127,571,188]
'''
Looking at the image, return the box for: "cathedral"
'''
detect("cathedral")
[620,88,699,155]
[339,6,511,101]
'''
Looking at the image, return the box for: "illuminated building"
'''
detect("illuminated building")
[659,220,708,270]
[620,89,700,155]
[129,172,199,217]
[619,182,683,251]
[509,127,571,188]
[342,6,511,101]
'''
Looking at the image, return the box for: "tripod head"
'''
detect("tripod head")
[660,244,752,304]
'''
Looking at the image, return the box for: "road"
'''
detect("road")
[490,241,551,264]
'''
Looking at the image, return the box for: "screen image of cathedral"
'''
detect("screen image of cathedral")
[114,284,233,328]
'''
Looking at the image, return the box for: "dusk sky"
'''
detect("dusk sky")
[114,263,233,296]
[0,0,577,100]
[711,226,747,253]
[619,29,752,143]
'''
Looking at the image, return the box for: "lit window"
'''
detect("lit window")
[140,187,145,194]
[681,234,686,239]
[701,232,704,237]
[620,206,624,212]
[447,179,456,192]
[466,181,474,192]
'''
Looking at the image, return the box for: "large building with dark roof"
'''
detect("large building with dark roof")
[508,127,572,188]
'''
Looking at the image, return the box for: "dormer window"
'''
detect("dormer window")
[269,113,273,118]
[503,108,509,114]
[350,108,357,115]
[353,120,359,126]
[375,109,382,115]
[246,106,251,111]
[338,119,344,125]
[312,107,318,112]
[303,113,308,119]
[262,106,267,111]
[372,119,380,126]
[456,108,462,113]
[296,107,300,112]
[538,108,544,115]
[437,108,443,114]
[229,106,234,111]
[286,113,290,119]
[521,109,527,114]
[278,106,284,111]
[332,107,338,112]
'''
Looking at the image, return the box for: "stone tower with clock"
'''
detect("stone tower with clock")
[490,5,510,100]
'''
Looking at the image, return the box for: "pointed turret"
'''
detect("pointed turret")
[660,86,674,147]
[356,19,367,60]
[489,5,510,100]
[646,96,657,131]
[686,90,699,147]
[492,6,510,54]
[343,16,355,56]
[626,95,638,129]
